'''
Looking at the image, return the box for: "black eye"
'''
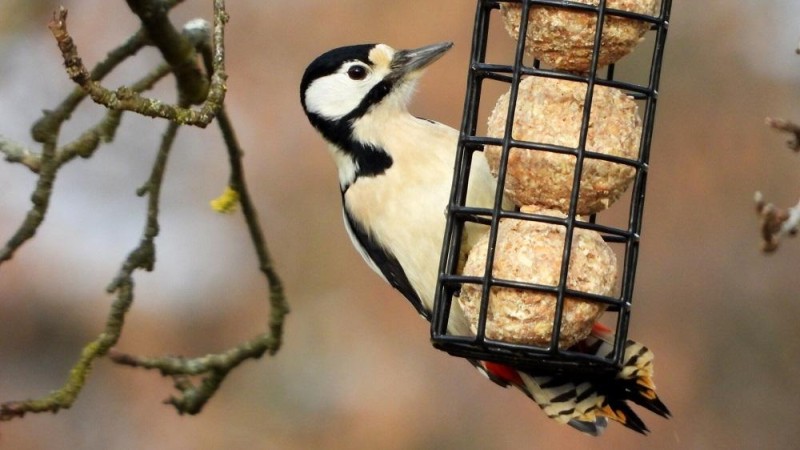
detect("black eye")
[347,65,367,80]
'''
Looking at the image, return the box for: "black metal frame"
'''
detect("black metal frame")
[432,0,672,375]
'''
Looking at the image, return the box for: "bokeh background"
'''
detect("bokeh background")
[1,0,799,449]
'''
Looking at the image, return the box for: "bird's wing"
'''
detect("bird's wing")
[341,206,431,320]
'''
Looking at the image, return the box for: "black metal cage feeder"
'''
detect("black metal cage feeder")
[432,0,672,375]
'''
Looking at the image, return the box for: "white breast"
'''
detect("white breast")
[343,114,498,334]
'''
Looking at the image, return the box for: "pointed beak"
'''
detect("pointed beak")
[388,42,453,81]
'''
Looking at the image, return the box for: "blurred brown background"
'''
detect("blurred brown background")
[1,0,799,449]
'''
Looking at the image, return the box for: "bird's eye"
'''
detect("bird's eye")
[347,65,368,80]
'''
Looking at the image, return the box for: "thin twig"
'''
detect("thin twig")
[0,130,60,263]
[31,0,189,141]
[0,63,172,264]
[57,63,172,167]
[2,61,167,173]
[2,0,289,421]
[754,192,800,252]
[32,28,150,144]
[0,137,41,172]
[765,117,800,152]
[0,116,181,421]
[107,40,288,414]
[220,105,289,355]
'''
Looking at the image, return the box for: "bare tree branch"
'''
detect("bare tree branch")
[125,0,209,104]
[48,2,228,127]
[755,192,800,252]
[106,38,289,415]
[754,42,800,252]
[31,28,150,144]
[1,0,287,421]
[0,128,59,264]
[765,117,800,152]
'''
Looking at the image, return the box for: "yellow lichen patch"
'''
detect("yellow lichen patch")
[210,185,240,214]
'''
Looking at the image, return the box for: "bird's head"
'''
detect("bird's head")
[300,42,453,144]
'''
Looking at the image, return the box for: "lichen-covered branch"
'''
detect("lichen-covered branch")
[107,74,288,415]
[57,63,172,167]
[0,131,60,264]
[0,137,41,172]
[0,116,180,421]
[31,27,150,144]
[0,63,172,264]
[0,20,164,262]
[0,304,130,419]
[1,0,287,423]
[48,2,228,127]
[104,31,288,413]
[1,63,170,173]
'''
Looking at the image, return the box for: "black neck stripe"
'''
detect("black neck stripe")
[306,110,394,189]
[341,80,393,123]
[305,78,397,186]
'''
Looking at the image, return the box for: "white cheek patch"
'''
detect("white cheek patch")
[304,74,368,120]
[304,62,391,121]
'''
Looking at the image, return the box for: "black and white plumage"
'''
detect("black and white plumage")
[300,42,495,329]
[300,42,669,435]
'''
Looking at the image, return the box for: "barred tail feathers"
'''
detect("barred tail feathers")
[515,336,669,435]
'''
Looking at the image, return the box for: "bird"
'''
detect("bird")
[300,41,669,435]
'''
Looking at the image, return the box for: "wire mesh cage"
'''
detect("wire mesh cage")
[432,0,672,375]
